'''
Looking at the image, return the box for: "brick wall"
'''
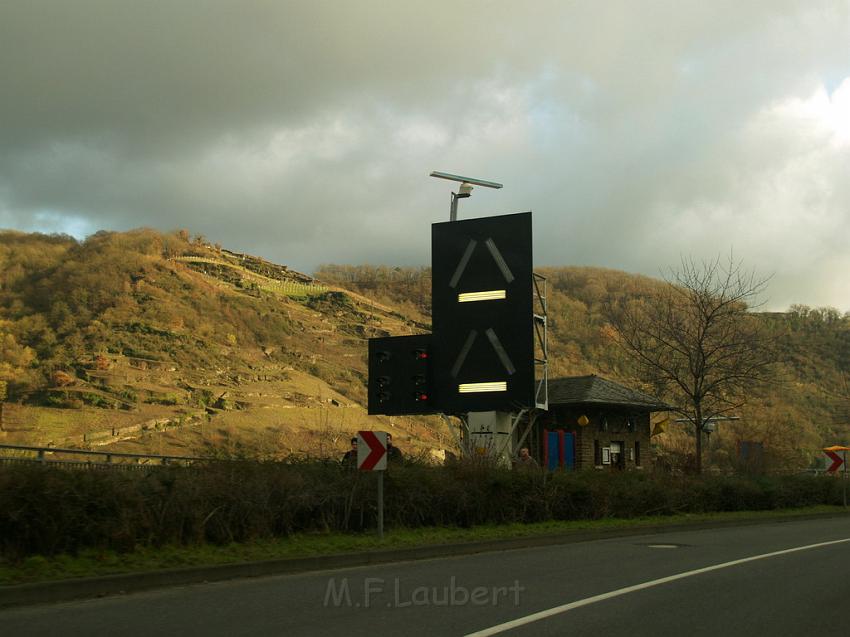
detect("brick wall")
[536,406,653,470]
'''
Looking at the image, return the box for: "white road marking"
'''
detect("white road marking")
[646,544,679,549]
[464,537,850,636]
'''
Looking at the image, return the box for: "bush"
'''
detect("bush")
[0,462,842,561]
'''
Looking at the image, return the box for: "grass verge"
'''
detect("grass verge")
[1,505,845,586]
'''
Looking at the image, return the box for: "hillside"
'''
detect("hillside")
[1,229,848,469]
[317,263,850,470]
[0,229,443,459]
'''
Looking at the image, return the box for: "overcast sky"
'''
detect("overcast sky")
[1,1,849,311]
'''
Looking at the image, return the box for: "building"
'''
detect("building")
[525,375,670,471]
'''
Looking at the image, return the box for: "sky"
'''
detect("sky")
[1,1,849,311]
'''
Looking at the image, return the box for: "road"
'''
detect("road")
[2,516,849,636]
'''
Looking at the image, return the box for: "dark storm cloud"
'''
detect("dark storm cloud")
[1,1,849,309]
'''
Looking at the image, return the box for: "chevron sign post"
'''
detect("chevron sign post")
[357,430,387,538]
[431,212,534,413]
[357,430,387,471]
[824,449,845,473]
[824,445,850,508]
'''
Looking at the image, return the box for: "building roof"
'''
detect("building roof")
[548,375,670,411]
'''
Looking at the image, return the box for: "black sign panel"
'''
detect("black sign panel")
[431,212,534,412]
[367,334,435,415]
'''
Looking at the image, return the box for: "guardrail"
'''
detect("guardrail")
[0,443,208,468]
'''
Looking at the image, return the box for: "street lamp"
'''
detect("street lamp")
[429,171,503,222]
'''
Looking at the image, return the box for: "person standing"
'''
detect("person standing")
[386,433,403,464]
[341,437,358,467]
[514,447,538,469]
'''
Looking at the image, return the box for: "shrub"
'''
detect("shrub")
[0,462,842,561]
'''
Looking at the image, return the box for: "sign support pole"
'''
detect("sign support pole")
[357,430,388,539]
[844,450,847,508]
[377,471,384,539]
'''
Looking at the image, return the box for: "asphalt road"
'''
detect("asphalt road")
[2,516,849,636]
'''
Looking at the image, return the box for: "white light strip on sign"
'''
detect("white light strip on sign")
[458,290,507,303]
[458,381,508,393]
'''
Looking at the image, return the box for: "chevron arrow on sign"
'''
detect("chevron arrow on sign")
[825,450,844,473]
[357,431,387,471]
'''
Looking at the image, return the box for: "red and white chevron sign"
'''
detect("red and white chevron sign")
[357,431,387,471]
[824,447,849,473]
[825,451,843,473]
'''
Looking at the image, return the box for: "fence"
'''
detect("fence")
[0,443,206,470]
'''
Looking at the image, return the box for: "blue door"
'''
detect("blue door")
[563,432,575,469]
[546,431,560,470]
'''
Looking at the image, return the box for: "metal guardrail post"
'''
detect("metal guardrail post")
[37,449,44,462]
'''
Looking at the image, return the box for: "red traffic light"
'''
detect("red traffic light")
[414,349,429,360]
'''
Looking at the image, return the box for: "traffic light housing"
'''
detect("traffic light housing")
[368,334,435,415]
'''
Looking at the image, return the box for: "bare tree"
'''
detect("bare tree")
[610,255,776,473]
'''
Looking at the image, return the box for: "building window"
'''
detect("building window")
[635,441,641,467]
[610,441,623,468]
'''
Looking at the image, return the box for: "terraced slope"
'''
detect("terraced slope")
[0,229,443,459]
